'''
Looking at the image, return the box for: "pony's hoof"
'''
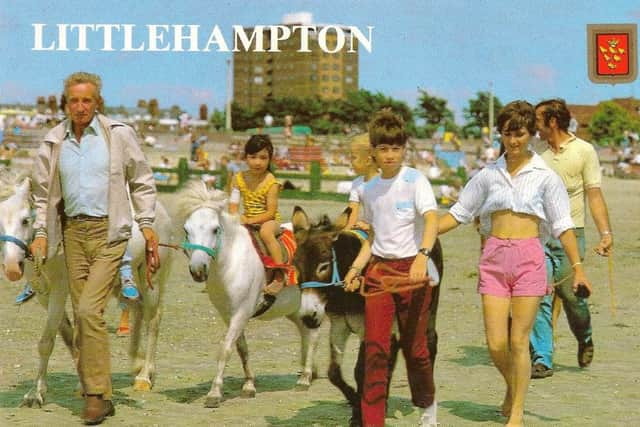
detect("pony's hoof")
[240,389,256,398]
[20,392,44,408]
[294,383,310,392]
[133,377,152,392]
[204,395,221,408]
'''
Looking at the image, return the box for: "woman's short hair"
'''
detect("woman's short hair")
[496,100,536,135]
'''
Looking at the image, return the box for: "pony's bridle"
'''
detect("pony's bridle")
[0,234,32,259]
[169,225,223,260]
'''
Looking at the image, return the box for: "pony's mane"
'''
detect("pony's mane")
[0,169,30,201]
[177,180,228,220]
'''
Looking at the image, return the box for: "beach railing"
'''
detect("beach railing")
[152,157,465,201]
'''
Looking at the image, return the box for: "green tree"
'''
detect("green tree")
[229,89,415,134]
[231,102,258,130]
[148,98,159,118]
[169,105,182,119]
[336,89,416,135]
[588,101,640,146]
[414,90,457,137]
[463,91,503,138]
[209,109,225,130]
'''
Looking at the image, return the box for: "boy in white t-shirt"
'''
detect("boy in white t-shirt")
[344,109,439,427]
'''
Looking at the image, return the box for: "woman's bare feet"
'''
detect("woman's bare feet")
[501,388,512,417]
[505,419,523,427]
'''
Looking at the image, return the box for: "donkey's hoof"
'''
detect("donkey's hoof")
[133,377,152,392]
[240,389,256,398]
[204,395,221,408]
[294,383,310,392]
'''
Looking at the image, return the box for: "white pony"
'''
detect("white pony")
[0,171,173,407]
[178,181,320,408]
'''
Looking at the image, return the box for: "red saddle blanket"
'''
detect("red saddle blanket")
[245,226,297,285]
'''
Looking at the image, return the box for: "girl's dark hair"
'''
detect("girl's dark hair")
[496,100,536,135]
[244,134,274,171]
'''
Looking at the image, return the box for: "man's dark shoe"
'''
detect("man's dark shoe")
[578,339,594,368]
[82,395,115,425]
[531,363,553,379]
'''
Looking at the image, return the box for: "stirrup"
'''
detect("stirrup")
[253,294,276,318]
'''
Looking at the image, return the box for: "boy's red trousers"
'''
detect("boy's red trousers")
[361,256,435,427]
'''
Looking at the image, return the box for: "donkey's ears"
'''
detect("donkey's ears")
[334,206,352,231]
[291,205,310,232]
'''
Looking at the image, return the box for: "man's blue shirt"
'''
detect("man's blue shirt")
[59,115,110,217]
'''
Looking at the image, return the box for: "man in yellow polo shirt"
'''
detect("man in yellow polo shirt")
[529,99,613,379]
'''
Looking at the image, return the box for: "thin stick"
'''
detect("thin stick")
[608,255,616,318]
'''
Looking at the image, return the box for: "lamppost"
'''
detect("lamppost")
[488,81,494,146]
[225,58,232,132]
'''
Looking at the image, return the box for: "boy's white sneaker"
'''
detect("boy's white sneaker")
[420,401,438,427]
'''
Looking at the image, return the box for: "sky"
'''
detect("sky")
[2,0,640,124]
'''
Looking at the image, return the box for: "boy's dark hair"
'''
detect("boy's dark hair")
[368,108,407,147]
[535,98,571,131]
[496,100,536,136]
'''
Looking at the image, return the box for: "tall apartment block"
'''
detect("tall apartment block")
[233,13,360,110]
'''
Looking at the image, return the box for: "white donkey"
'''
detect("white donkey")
[178,182,320,408]
[0,171,173,407]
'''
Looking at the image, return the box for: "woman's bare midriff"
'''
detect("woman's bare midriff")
[490,210,540,239]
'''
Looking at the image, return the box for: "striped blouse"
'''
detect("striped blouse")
[449,152,574,240]
[235,171,281,221]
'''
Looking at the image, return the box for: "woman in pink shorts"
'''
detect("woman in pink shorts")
[439,101,591,427]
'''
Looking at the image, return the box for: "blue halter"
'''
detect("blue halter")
[299,248,344,289]
[0,234,31,257]
[182,226,223,259]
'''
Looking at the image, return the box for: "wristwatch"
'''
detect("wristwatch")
[418,247,431,257]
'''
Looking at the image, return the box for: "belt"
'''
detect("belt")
[65,214,108,221]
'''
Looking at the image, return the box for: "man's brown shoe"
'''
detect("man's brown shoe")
[82,395,115,425]
[531,363,554,379]
[578,339,594,368]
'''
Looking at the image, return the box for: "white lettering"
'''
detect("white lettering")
[148,25,170,51]
[173,25,200,51]
[70,24,94,51]
[318,26,344,54]
[292,25,315,52]
[122,24,144,51]
[349,26,373,53]
[28,22,374,53]
[57,24,69,51]
[268,25,291,52]
[232,25,265,52]
[32,23,55,50]
[202,25,229,52]
[95,24,120,51]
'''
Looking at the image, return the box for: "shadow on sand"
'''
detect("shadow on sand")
[445,345,492,367]
[440,400,561,424]
[0,372,143,414]
[161,373,303,404]
[264,395,415,426]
